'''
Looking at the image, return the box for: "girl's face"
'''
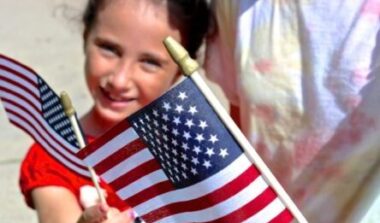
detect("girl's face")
[84,0,182,125]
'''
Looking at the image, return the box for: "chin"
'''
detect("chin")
[95,109,129,126]
[104,113,129,124]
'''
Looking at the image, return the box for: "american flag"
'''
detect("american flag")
[78,77,293,222]
[0,54,90,177]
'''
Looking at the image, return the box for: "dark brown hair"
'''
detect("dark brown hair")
[82,0,211,58]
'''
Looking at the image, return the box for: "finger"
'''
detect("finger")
[78,203,109,223]
[106,207,120,218]
[119,208,136,222]
[103,208,135,223]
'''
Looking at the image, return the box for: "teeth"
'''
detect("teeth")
[109,95,126,101]
[101,87,131,102]
[109,95,121,101]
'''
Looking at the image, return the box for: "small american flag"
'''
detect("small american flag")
[78,77,293,222]
[0,54,90,177]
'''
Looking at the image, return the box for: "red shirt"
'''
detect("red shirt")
[19,141,129,211]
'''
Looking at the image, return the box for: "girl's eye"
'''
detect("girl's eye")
[98,42,120,57]
[141,58,162,72]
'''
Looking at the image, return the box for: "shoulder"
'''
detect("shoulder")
[19,142,91,208]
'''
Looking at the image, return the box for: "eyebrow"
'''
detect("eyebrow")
[94,37,120,49]
[140,52,171,66]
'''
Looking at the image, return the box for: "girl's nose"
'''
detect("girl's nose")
[107,62,133,90]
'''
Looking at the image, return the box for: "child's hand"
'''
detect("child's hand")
[77,203,134,223]
[104,207,135,223]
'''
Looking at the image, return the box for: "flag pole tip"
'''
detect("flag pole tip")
[60,91,75,116]
[163,36,199,76]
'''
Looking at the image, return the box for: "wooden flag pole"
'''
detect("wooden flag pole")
[60,92,106,205]
[164,36,308,223]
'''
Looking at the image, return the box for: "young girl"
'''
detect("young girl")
[19,0,211,222]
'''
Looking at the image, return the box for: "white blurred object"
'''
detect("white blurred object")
[79,185,106,208]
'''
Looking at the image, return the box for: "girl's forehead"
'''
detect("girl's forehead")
[98,0,172,21]
[103,0,168,11]
[91,0,183,45]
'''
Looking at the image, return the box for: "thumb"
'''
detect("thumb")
[78,203,110,223]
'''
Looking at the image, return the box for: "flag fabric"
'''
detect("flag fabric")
[78,77,293,222]
[0,54,90,177]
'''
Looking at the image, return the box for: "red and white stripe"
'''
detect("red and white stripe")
[0,55,89,176]
[79,120,293,222]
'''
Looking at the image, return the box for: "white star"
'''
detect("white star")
[219,148,229,158]
[193,146,201,154]
[173,116,181,125]
[172,139,178,146]
[144,114,150,121]
[162,124,169,132]
[178,91,188,100]
[153,120,159,127]
[162,114,169,122]
[152,109,159,117]
[206,147,215,157]
[146,124,152,130]
[191,156,199,165]
[188,106,198,115]
[203,160,212,169]
[182,142,189,150]
[185,119,195,128]
[191,167,198,175]
[172,128,179,136]
[199,120,208,129]
[163,102,171,111]
[175,105,184,113]
[209,134,219,144]
[181,162,188,170]
[182,171,188,179]
[183,131,191,140]
[172,149,178,156]
[195,133,205,143]
[162,134,168,141]
[181,153,188,161]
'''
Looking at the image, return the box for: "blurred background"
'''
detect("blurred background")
[0,1,90,222]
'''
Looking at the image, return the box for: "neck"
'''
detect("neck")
[80,109,116,138]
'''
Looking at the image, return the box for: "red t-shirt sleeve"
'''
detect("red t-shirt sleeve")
[19,142,129,211]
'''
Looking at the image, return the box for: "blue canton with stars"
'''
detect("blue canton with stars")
[38,77,79,148]
[128,78,242,189]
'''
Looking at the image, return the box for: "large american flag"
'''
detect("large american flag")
[78,77,293,222]
[0,54,90,177]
